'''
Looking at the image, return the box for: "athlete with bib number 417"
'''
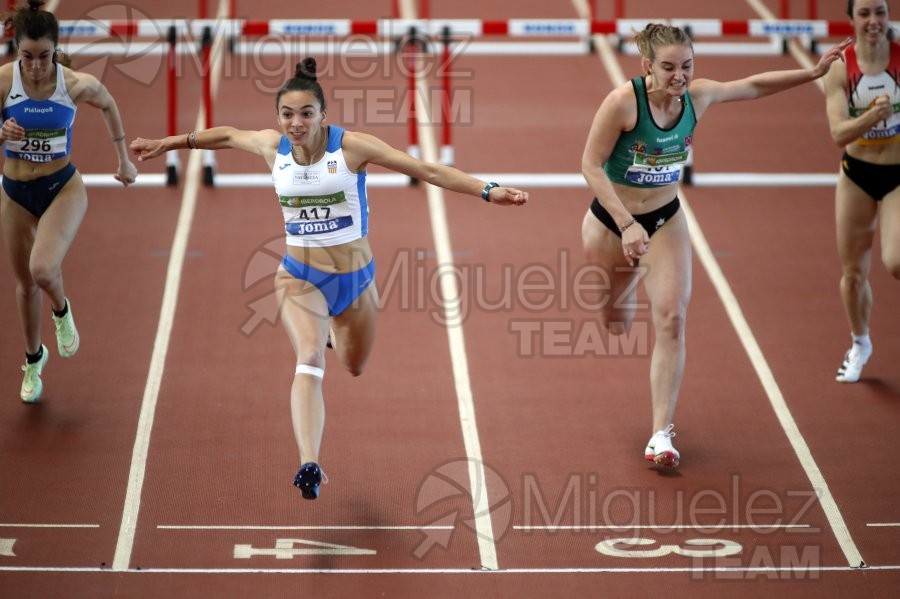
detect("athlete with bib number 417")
[1,0,138,403]
[581,23,850,468]
[130,57,528,500]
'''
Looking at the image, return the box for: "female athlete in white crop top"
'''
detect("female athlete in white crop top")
[131,57,528,500]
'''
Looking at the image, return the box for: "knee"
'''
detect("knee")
[295,349,325,372]
[29,262,59,290]
[840,265,867,289]
[345,360,368,377]
[599,310,634,336]
[883,256,900,281]
[887,263,900,281]
[603,320,629,336]
[15,279,39,298]
[654,306,687,341]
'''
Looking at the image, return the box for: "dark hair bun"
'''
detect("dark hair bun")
[295,57,317,81]
[27,0,45,11]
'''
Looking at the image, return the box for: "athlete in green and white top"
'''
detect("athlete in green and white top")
[580,23,850,470]
[604,76,696,188]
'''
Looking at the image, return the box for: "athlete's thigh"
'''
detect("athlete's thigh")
[0,193,37,283]
[330,282,379,372]
[29,174,88,268]
[835,173,878,267]
[879,186,900,268]
[640,210,692,315]
[581,208,641,314]
[277,268,331,358]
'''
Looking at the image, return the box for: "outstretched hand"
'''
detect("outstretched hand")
[811,37,854,78]
[487,186,528,206]
[130,137,166,162]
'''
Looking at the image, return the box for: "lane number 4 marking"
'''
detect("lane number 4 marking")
[0,539,16,557]
[234,538,376,559]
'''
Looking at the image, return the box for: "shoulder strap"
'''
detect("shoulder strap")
[9,60,24,96]
[277,134,292,155]
[326,125,344,152]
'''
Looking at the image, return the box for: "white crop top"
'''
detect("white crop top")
[272,126,369,247]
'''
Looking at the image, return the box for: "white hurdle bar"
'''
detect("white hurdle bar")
[209,172,840,188]
[63,173,839,189]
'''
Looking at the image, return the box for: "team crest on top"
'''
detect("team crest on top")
[294,170,320,185]
[327,160,338,174]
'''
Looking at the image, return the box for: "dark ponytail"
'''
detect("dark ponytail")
[54,48,72,68]
[10,0,59,44]
[6,0,64,61]
[276,57,327,111]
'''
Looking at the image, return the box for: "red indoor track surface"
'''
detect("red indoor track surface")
[1,0,898,597]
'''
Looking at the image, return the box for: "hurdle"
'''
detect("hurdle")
[2,15,871,188]
[219,16,856,188]
[0,1,228,187]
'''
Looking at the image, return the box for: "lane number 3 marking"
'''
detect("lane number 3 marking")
[596,537,742,558]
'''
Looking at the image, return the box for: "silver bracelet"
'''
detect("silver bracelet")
[618,217,637,233]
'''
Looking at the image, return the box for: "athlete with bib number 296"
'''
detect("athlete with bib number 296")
[580,23,850,468]
[130,57,528,501]
[1,0,138,404]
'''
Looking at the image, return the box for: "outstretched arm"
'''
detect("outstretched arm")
[690,37,853,112]
[130,127,282,168]
[342,131,528,206]
[72,71,137,186]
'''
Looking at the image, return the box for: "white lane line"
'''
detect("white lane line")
[680,199,865,568]
[159,523,816,531]
[0,524,99,528]
[400,3,499,572]
[590,26,865,569]
[743,0,862,567]
[111,0,230,573]
[867,523,900,527]
[1,565,898,574]
[515,524,810,530]
[110,86,203,575]
[570,0,593,20]
[157,525,453,530]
